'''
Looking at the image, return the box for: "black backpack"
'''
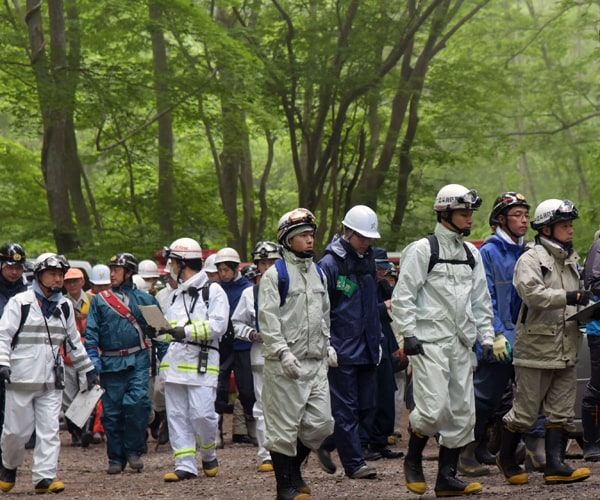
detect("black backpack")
[426,234,475,273]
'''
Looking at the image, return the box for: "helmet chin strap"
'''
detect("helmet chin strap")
[290,248,314,259]
[444,213,470,237]
[39,281,62,294]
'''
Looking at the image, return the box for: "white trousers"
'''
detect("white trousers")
[409,336,475,448]
[165,383,217,475]
[2,388,62,484]
[252,365,270,462]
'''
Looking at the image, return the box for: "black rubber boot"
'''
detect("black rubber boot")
[0,466,16,493]
[66,418,82,447]
[290,440,311,494]
[271,452,310,500]
[404,430,429,495]
[434,446,482,497]
[474,431,496,465]
[543,426,590,485]
[496,425,527,485]
[582,396,600,462]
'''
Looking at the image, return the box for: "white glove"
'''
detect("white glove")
[327,346,338,367]
[280,350,301,379]
[378,345,382,365]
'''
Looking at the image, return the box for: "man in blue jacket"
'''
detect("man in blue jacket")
[85,253,166,475]
[318,205,383,479]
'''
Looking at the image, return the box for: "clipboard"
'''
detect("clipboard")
[566,300,600,323]
[64,385,104,428]
[138,305,171,330]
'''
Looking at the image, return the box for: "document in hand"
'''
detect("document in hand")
[139,304,171,330]
[64,385,105,428]
[566,300,600,324]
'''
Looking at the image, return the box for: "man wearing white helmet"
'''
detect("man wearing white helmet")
[89,264,111,294]
[392,184,495,497]
[258,208,333,500]
[137,260,160,295]
[213,247,256,446]
[146,238,229,482]
[203,254,219,282]
[497,199,591,486]
[317,205,383,480]
[0,253,97,494]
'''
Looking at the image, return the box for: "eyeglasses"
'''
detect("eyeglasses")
[506,213,530,220]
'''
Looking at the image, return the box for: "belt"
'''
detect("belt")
[102,346,146,357]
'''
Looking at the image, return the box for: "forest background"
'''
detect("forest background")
[1,0,599,263]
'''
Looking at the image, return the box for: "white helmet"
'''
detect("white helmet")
[166,237,203,260]
[434,184,482,212]
[531,199,578,231]
[251,241,282,263]
[204,254,218,273]
[132,274,150,292]
[138,259,160,278]
[214,247,241,265]
[89,264,111,285]
[34,253,70,274]
[342,205,381,239]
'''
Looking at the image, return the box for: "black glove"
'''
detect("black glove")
[566,290,593,306]
[404,336,425,356]
[0,366,11,384]
[166,326,186,340]
[145,324,159,339]
[482,344,495,363]
[85,370,99,388]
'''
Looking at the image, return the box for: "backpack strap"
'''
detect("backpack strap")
[427,234,475,272]
[10,301,70,350]
[11,303,31,349]
[275,259,324,307]
[275,259,289,307]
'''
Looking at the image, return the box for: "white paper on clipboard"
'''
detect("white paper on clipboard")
[138,305,171,330]
[64,385,104,428]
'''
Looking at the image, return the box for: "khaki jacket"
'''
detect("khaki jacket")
[513,237,583,369]
[258,249,330,361]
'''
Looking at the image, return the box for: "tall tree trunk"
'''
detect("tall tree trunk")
[25,0,86,253]
[149,1,175,240]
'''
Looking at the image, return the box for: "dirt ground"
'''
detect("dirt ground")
[5,414,600,499]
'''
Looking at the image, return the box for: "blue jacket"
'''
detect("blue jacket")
[220,274,253,351]
[0,275,28,317]
[319,236,382,365]
[84,280,166,373]
[477,234,524,357]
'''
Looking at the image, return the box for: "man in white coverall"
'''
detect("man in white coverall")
[0,253,97,494]
[232,240,283,473]
[146,238,229,482]
[258,208,335,500]
[392,184,496,497]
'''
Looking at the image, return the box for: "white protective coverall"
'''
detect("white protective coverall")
[232,284,270,463]
[258,249,334,457]
[391,223,495,448]
[0,288,94,484]
[158,271,229,476]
